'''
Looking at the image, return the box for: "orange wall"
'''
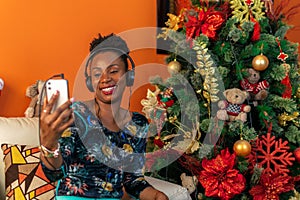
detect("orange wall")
[0,0,167,117]
[274,0,300,44]
[0,0,299,117]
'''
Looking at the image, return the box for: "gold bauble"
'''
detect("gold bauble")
[233,139,251,157]
[167,60,181,74]
[252,54,269,71]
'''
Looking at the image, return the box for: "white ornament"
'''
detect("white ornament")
[0,78,4,90]
[0,78,4,95]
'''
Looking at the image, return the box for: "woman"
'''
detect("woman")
[40,33,169,200]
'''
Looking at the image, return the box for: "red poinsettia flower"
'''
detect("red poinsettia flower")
[199,148,246,200]
[249,172,295,200]
[184,8,225,40]
[185,12,203,40]
[201,11,225,39]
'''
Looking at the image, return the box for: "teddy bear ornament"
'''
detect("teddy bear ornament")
[240,68,269,101]
[0,78,4,96]
[24,80,45,117]
[180,173,198,194]
[217,88,251,122]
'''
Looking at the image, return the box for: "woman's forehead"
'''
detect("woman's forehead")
[90,51,124,69]
[92,51,122,61]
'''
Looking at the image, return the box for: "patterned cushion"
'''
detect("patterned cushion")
[1,144,56,200]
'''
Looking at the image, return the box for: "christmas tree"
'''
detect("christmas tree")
[142,0,300,199]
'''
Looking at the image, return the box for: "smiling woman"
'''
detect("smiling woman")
[92,52,127,112]
[39,33,169,200]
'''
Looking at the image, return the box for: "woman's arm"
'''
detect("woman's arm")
[39,91,74,180]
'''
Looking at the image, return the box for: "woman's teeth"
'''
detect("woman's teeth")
[102,86,116,93]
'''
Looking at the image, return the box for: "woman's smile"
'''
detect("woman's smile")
[101,85,117,95]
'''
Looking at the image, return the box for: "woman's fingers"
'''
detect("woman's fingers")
[51,103,74,132]
[41,90,59,119]
[40,91,74,143]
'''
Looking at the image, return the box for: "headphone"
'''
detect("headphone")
[84,47,135,92]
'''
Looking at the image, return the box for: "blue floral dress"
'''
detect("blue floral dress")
[42,101,151,199]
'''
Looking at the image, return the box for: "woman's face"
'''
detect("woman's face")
[90,51,127,104]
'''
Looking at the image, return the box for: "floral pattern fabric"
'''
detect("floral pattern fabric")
[42,101,151,199]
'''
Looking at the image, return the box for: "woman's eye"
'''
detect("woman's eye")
[93,73,101,78]
[110,70,118,74]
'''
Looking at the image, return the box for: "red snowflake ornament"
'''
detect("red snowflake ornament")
[248,132,295,176]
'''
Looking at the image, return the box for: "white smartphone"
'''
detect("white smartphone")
[45,79,69,113]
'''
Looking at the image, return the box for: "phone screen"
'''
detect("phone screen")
[46,79,69,113]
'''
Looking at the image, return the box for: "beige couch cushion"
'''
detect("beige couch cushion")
[0,117,39,200]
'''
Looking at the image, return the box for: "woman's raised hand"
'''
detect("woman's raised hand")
[40,90,74,149]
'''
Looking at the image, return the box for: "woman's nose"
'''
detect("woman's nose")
[100,72,111,83]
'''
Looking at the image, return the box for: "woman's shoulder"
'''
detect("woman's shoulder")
[72,100,95,115]
[72,100,87,109]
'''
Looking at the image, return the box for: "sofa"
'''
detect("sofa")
[0,117,191,200]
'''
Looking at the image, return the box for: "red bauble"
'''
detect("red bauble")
[294,147,300,163]
[233,140,251,157]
